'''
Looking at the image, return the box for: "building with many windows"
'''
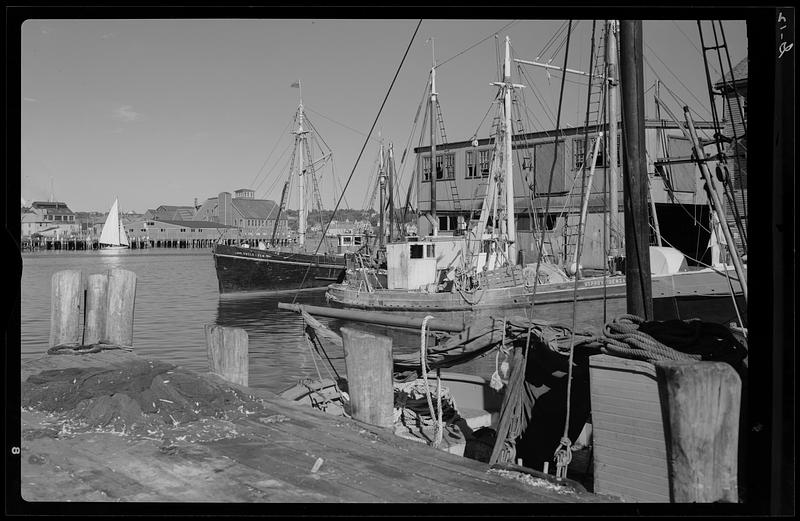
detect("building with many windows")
[413,118,722,269]
[21,201,80,238]
[194,189,289,243]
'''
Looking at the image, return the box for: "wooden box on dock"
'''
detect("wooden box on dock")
[588,354,670,502]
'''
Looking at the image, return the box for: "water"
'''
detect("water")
[20,249,350,393]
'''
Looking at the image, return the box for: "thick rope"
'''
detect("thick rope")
[420,315,443,448]
[47,342,133,355]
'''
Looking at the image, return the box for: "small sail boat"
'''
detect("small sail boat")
[98,197,130,250]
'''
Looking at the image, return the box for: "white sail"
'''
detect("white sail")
[99,198,128,247]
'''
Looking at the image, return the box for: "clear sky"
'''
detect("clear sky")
[20,17,747,214]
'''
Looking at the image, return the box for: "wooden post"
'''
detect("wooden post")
[654,360,741,503]
[104,268,137,347]
[619,19,653,320]
[83,273,109,345]
[49,270,84,348]
[204,324,249,387]
[341,327,394,428]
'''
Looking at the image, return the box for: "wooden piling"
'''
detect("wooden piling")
[104,268,137,347]
[341,327,394,428]
[654,360,741,503]
[83,273,109,345]
[204,325,249,386]
[49,270,84,348]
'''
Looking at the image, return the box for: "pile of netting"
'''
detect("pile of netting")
[21,353,272,436]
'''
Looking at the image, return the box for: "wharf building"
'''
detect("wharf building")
[413,117,735,270]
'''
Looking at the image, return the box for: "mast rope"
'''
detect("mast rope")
[291,19,423,303]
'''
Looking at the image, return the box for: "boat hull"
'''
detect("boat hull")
[213,244,346,293]
[326,267,746,328]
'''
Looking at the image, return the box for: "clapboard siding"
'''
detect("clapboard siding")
[589,354,671,502]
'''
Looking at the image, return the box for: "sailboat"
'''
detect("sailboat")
[325,26,746,330]
[212,83,367,293]
[98,197,130,250]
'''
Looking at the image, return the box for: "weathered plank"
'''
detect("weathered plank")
[104,268,137,347]
[655,360,741,503]
[49,270,84,348]
[341,327,394,428]
[83,273,109,346]
[204,324,249,386]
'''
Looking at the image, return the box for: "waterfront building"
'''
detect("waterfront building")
[194,189,289,242]
[123,218,238,247]
[413,118,723,269]
[142,205,197,221]
[21,201,80,238]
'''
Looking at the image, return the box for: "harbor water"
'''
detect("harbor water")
[20,248,352,393]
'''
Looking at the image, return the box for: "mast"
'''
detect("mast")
[388,142,396,242]
[378,141,386,248]
[294,84,308,247]
[429,39,438,237]
[503,36,517,265]
[606,19,621,261]
[619,20,653,320]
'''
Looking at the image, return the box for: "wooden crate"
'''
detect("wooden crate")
[589,354,670,502]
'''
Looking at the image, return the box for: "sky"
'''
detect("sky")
[19,16,748,214]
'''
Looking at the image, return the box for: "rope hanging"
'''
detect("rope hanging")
[420,315,443,448]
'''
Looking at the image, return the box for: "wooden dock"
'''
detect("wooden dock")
[20,350,617,504]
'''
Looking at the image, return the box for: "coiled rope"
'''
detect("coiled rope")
[47,342,133,355]
[599,314,747,366]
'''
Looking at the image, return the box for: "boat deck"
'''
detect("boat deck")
[19,350,618,504]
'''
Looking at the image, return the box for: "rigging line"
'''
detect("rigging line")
[253,143,295,195]
[305,106,378,143]
[435,20,518,71]
[301,114,333,157]
[673,20,721,79]
[529,19,573,325]
[393,77,430,203]
[292,19,423,303]
[536,20,569,59]
[248,118,295,190]
[643,41,712,119]
[645,57,713,127]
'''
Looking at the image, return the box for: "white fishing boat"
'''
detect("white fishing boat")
[98,197,130,250]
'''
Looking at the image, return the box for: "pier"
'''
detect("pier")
[19,268,617,504]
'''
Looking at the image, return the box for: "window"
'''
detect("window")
[191,229,196,232]
[466,150,478,178]
[160,228,165,232]
[479,150,491,177]
[140,228,147,232]
[354,236,362,245]
[410,244,424,258]
[426,244,435,258]
[444,153,455,179]
[435,155,444,180]
[342,236,352,245]
[180,228,186,232]
[422,157,431,181]
[199,229,203,232]
[574,138,586,170]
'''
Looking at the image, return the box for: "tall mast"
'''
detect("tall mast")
[388,142,396,242]
[619,20,653,320]
[606,20,621,261]
[429,38,438,237]
[294,83,308,246]
[503,36,517,265]
[378,141,386,248]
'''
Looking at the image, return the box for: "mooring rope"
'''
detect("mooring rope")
[47,342,133,355]
[420,315,443,448]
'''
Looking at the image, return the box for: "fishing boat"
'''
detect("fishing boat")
[212,83,367,293]
[98,197,130,251]
[326,23,747,329]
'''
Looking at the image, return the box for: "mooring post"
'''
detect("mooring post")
[654,360,741,503]
[49,270,84,348]
[341,327,394,428]
[104,268,137,347]
[83,273,109,345]
[204,324,249,387]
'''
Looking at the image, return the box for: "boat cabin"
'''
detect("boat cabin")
[385,236,469,290]
[336,232,366,254]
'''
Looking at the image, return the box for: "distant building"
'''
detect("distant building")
[194,191,289,241]
[21,201,80,238]
[124,218,238,245]
[142,205,196,221]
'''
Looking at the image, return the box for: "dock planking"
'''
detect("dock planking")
[20,349,617,503]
